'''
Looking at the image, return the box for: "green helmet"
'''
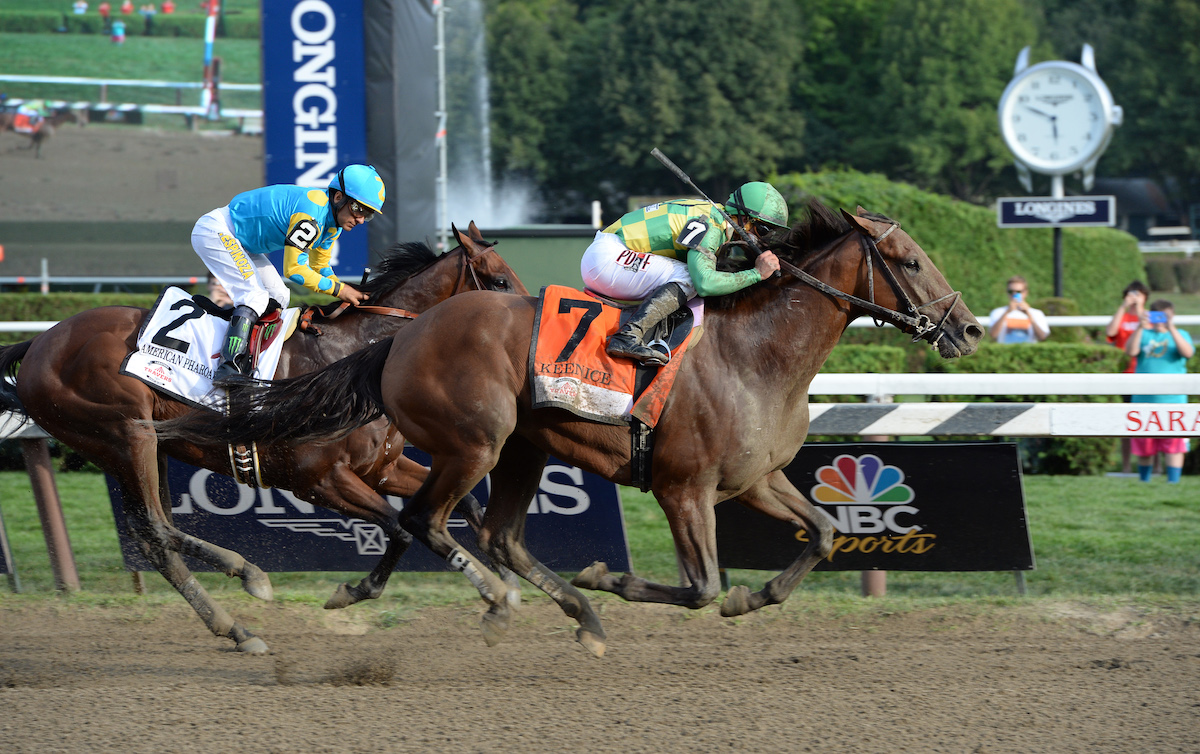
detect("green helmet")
[725,182,788,229]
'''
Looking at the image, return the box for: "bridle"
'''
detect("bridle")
[776,221,961,348]
[298,241,503,333]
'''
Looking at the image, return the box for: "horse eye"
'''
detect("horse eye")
[904,260,920,272]
[494,277,510,290]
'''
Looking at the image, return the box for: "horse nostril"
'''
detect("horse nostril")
[964,323,984,343]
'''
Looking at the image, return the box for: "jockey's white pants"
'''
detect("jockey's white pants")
[191,207,290,317]
[580,231,696,302]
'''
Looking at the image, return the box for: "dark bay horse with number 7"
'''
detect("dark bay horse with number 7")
[0,223,527,654]
[158,201,983,657]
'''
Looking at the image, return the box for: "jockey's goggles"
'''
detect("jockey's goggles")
[347,199,376,222]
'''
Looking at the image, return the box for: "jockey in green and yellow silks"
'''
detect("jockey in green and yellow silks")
[190,164,385,384]
[581,181,788,365]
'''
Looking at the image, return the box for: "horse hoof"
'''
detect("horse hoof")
[571,561,609,590]
[237,636,270,655]
[323,583,357,610]
[479,604,511,647]
[720,585,752,617]
[242,566,274,601]
[576,628,606,658]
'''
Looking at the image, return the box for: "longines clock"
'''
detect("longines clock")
[998,45,1123,190]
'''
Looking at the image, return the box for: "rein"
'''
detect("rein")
[777,222,961,347]
[298,242,500,335]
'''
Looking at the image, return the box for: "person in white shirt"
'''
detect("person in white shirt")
[988,275,1050,344]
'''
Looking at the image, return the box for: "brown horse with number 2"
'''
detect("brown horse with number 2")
[0,223,527,654]
[158,201,984,657]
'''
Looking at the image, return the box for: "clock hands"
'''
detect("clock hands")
[1024,105,1059,143]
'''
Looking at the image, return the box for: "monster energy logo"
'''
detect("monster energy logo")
[227,336,246,350]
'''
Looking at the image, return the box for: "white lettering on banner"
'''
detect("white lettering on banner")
[1014,201,1097,223]
[188,469,257,515]
[818,505,922,535]
[531,465,591,515]
[291,0,338,187]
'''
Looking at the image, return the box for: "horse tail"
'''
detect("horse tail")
[155,337,394,446]
[0,340,33,415]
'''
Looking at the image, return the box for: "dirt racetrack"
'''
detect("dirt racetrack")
[1,597,1198,753]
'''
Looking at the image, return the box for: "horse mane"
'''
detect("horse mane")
[356,240,441,297]
[707,198,866,310]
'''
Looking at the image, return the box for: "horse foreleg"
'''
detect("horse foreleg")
[718,470,833,617]
[120,476,267,655]
[153,450,273,601]
[572,488,723,610]
[479,437,604,656]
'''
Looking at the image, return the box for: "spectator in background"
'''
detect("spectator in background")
[120,0,133,13]
[1107,280,1150,371]
[206,274,233,309]
[98,0,111,25]
[1125,299,1196,483]
[110,17,125,43]
[139,3,156,34]
[988,275,1051,343]
[161,0,175,12]
[72,0,89,14]
[1106,279,1151,473]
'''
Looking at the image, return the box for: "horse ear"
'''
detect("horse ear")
[467,220,485,242]
[840,208,872,237]
[450,223,465,249]
[856,205,868,216]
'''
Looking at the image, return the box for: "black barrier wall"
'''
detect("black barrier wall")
[716,443,1035,572]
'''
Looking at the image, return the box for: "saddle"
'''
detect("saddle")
[192,295,286,376]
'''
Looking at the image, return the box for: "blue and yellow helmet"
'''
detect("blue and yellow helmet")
[329,164,386,214]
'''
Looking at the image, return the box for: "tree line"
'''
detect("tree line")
[479,0,1200,225]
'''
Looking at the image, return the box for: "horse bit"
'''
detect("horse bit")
[776,222,961,348]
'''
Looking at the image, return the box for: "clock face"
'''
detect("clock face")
[999,63,1114,173]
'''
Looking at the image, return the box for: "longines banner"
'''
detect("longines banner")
[997,196,1116,228]
[261,0,369,277]
[716,443,1034,572]
[107,449,631,574]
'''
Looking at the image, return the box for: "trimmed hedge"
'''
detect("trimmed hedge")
[774,170,1145,319]
[0,10,259,38]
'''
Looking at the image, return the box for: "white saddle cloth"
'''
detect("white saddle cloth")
[120,286,299,410]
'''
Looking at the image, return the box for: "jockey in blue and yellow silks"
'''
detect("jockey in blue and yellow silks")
[191,164,385,384]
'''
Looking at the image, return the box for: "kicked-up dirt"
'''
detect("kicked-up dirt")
[0,597,1197,753]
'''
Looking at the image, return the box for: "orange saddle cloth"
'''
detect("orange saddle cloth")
[529,285,700,427]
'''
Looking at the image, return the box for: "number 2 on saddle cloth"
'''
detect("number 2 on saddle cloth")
[529,285,698,427]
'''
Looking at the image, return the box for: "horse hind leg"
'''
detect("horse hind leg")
[397,457,513,647]
[478,436,605,657]
[572,489,723,611]
[719,470,833,617]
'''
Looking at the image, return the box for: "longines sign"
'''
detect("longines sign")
[107,450,631,574]
[997,196,1116,228]
[716,443,1034,572]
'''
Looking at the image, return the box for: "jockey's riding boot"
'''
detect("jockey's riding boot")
[212,305,258,385]
[606,283,689,366]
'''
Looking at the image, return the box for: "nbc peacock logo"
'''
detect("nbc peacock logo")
[810,454,922,535]
[811,454,914,506]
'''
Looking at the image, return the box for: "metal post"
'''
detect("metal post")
[1052,174,1064,297]
[40,258,49,295]
[21,438,79,592]
[860,393,893,597]
[0,503,20,593]
[434,0,449,252]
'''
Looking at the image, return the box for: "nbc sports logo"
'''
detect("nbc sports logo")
[810,454,921,534]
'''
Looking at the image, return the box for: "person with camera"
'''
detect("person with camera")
[1124,299,1196,483]
[988,275,1050,344]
